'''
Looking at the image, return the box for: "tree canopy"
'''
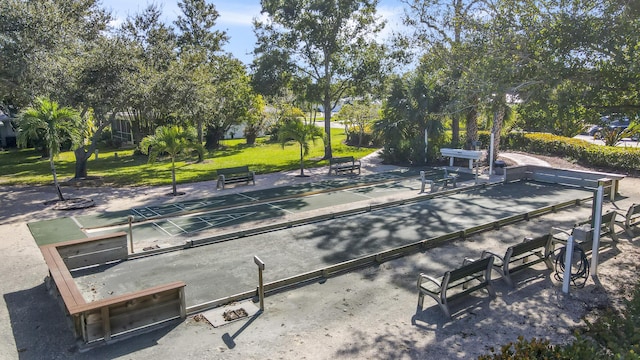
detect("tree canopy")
[254,0,391,159]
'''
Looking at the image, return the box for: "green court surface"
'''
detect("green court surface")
[27,217,87,246]
[28,168,473,245]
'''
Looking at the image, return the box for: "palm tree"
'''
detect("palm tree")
[17,98,81,201]
[278,118,324,177]
[140,125,204,196]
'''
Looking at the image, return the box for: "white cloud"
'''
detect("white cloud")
[218,5,263,26]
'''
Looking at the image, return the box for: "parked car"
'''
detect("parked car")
[587,116,636,139]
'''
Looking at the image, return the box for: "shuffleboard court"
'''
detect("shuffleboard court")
[73,181,592,307]
[30,169,473,245]
[72,170,418,230]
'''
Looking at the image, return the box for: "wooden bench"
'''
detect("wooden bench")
[216,165,255,190]
[481,235,553,287]
[622,203,640,237]
[417,256,495,317]
[328,156,361,175]
[551,210,621,250]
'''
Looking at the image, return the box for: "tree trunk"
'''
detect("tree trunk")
[465,106,479,149]
[74,147,90,178]
[171,158,178,196]
[50,155,65,201]
[323,100,332,159]
[451,114,460,147]
[299,143,305,176]
[323,58,333,160]
[73,116,112,179]
[491,105,506,163]
[205,125,225,150]
[197,118,204,143]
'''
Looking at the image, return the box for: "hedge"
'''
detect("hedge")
[477,132,640,172]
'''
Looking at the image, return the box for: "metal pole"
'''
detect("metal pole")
[420,171,426,193]
[254,256,265,311]
[128,215,134,253]
[562,234,575,294]
[590,182,604,277]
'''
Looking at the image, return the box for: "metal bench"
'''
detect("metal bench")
[420,170,457,193]
[328,156,361,175]
[481,235,554,287]
[622,203,640,237]
[216,165,255,190]
[417,256,495,318]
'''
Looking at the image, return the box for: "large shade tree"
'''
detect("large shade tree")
[254,0,389,160]
[401,0,487,146]
[17,98,81,201]
[0,0,110,107]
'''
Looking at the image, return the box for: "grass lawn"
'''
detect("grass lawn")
[0,129,377,187]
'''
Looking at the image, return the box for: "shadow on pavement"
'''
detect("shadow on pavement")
[4,282,178,359]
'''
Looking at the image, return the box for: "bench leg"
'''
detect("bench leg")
[486,282,496,298]
[503,272,514,287]
[417,293,424,309]
[216,175,225,190]
[439,299,451,318]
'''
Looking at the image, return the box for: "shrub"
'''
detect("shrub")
[501,132,640,172]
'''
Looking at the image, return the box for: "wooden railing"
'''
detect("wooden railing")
[40,232,186,346]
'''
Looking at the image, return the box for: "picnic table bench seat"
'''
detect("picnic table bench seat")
[481,235,554,287]
[417,256,495,318]
[328,156,361,175]
[216,165,255,190]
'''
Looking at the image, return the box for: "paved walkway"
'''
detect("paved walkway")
[499,152,551,167]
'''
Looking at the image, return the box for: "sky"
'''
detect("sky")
[103,0,407,65]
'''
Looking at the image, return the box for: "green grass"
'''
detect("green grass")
[0,129,377,187]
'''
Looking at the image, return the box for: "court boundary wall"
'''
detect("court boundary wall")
[504,165,624,200]
[40,232,186,348]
